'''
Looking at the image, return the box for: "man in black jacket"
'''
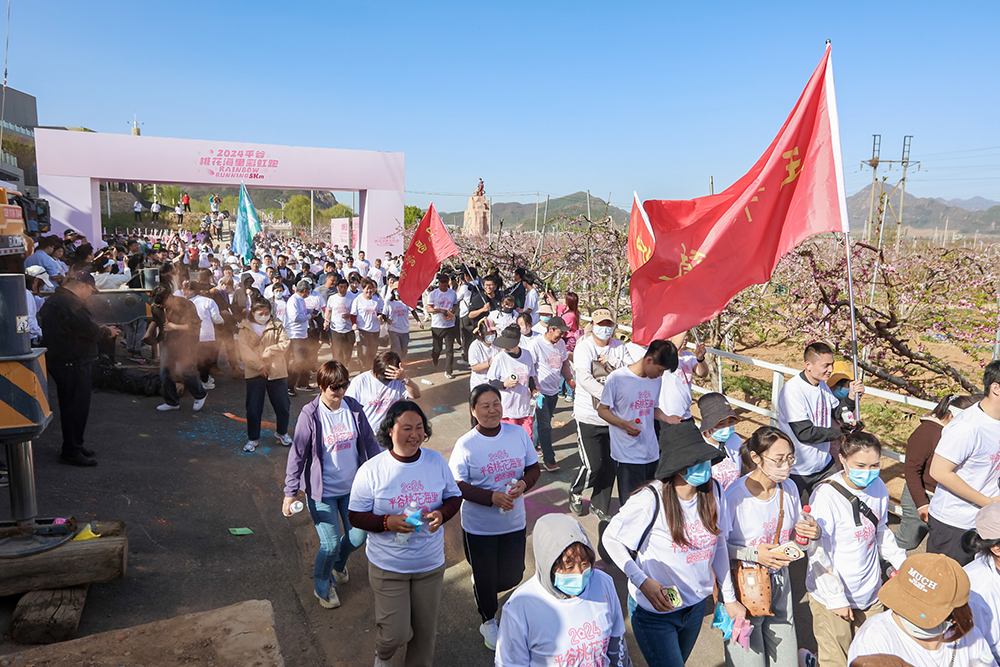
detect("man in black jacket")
[38,272,120,467]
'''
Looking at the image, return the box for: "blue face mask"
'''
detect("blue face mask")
[682,460,712,486]
[712,425,736,443]
[540,316,551,323]
[593,325,615,340]
[833,386,850,400]
[554,567,593,597]
[846,466,880,488]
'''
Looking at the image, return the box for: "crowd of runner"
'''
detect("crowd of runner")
[11,226,1000,667]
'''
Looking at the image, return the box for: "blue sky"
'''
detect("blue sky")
[18,1,1000,211]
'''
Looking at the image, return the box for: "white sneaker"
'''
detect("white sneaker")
[156,403,180,411]
[333,567,349,584]
[203,378,216,390]
[193,396,206,411]
[276,433,293,447]
[244,440,258,452]
[480,618,498,650]
[374,655,392,667]
[314,586,341,609]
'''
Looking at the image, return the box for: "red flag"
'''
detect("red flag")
[398,203,460,309]
[630,44,849,345]
[627,191,656,272]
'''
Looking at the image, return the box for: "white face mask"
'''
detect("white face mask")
[898,614,952,640]
[254,314,270,325]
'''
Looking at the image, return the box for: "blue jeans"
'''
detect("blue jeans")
[307,494,366,598]
[532,393,558,464]
[629,595,707,667]
[559,376,574,400]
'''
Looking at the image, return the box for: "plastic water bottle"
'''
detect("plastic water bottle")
[797,649,817,667]
[499,480,517,515]
[970,650,995,667]
[795,506,813,546]
[287,500,304,515]
[396,501,423,545]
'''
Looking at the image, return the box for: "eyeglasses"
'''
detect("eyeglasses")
[761,454,797,468]
[327,382,350,392]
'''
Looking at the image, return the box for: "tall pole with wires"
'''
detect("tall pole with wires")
[0,0,12,164]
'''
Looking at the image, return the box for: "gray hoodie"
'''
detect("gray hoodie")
[532,513,595,600]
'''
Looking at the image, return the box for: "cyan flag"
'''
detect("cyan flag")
[233,183,261,261]
[241,183,262,238]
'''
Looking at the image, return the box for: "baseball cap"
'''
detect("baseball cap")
[545,316,570,333]
[66,270,97,292]
[149,242,165,254]
[878,553,970,628]
[827,360,854,388]
[590,307,614,325]
[975,503,1000,540]
[25,265,54,290]
[697,393,739,432]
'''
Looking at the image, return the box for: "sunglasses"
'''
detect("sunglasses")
[327,382,350,392]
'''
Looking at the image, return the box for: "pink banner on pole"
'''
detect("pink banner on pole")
[330,217,359,247]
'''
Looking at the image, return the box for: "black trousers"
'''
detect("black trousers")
[790,456,837,505]
[49,362,94,458]
[926,515,974,566]
[431,326,456,372]
[287,338,311,388]
[329,329,354,367]
[459,317,475,360]
[570,422,616,515]
[462,528,526,622]
[245,376,291,440]
[197,341,219,382]
[616,461,657,506]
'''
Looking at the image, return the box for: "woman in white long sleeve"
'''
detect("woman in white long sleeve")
[603,420,745,667]
[724,426,820,667]
[805,432,907,667]
[962,503,1000,665]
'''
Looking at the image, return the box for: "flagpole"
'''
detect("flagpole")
[844,231,860,383]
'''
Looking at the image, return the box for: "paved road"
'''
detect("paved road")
[0,326,910,666]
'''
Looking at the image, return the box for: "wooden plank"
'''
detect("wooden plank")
[8,584,89,644]
[0,534,127,597]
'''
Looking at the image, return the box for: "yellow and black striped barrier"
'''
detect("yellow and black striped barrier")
[0,348,52,441]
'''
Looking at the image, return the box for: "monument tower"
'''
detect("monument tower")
[463,178,489,235]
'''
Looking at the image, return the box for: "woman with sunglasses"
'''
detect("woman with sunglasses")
[282,360,380,610]
[805,432,907,667]
[724,426,820,667]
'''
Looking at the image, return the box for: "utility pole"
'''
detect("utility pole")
[896,136,913,251]
[543,194,549,231]
[863,135,881,241]
[709,176,714,195]
[534,192,539,233]
[943,217,949,247]
[586,190,592,221]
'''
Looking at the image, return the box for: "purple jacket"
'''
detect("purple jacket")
[284,395,381,501]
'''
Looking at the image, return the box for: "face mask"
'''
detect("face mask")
[520,327,532,336]
[540,316,551,323]
[760,457,792,483]
[833,386,850,400]
[554,567,593,597]
[682,460,712,486]
[712,425,736,443]
[846,465,880,488]
[898,614,952,640]
[593,325,615,340]
[502,306,514,314]
[254,314,270,324]
[484,334,497,345]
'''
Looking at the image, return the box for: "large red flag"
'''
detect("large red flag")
[630,44,849,345]
[627,191,656,272]
[398,203,460,309]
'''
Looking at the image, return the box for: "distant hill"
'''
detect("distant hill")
[440,191,629,230]
[846,187,1000,234]
[180,186,340,211]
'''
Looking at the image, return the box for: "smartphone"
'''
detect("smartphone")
[771,542,806,561]
[661,585,683,608]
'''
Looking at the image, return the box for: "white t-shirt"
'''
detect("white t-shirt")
[599,366,660,465]
[350,294,383,333]
[249,269,268,291]
[383,299,411,334]
[427,288,457,329]
[723,477,800,559]
[368,266,384,287]
[573,336,634,426]
[318,402,359,498]
[448,424,539,535]
[345,371,407,435]
[965,554,1000,665]
[456,283,472,318]
[523,288,540,325]
[807,474,899,610]
[929,404,1000,530]
[847,610,993,667]
[777,372,839,475]
[488,309,516,332]
[348,449,461,574]
[527,336,567,397]
[711,441,741,490]
[486,348,537,420]
[326,292,355,333]
[604,481,733,613]
[356,259,370,277]
[495,570,625,667]
[190,295,222,342]
[469,339,498,390]
[658,352,700,419]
